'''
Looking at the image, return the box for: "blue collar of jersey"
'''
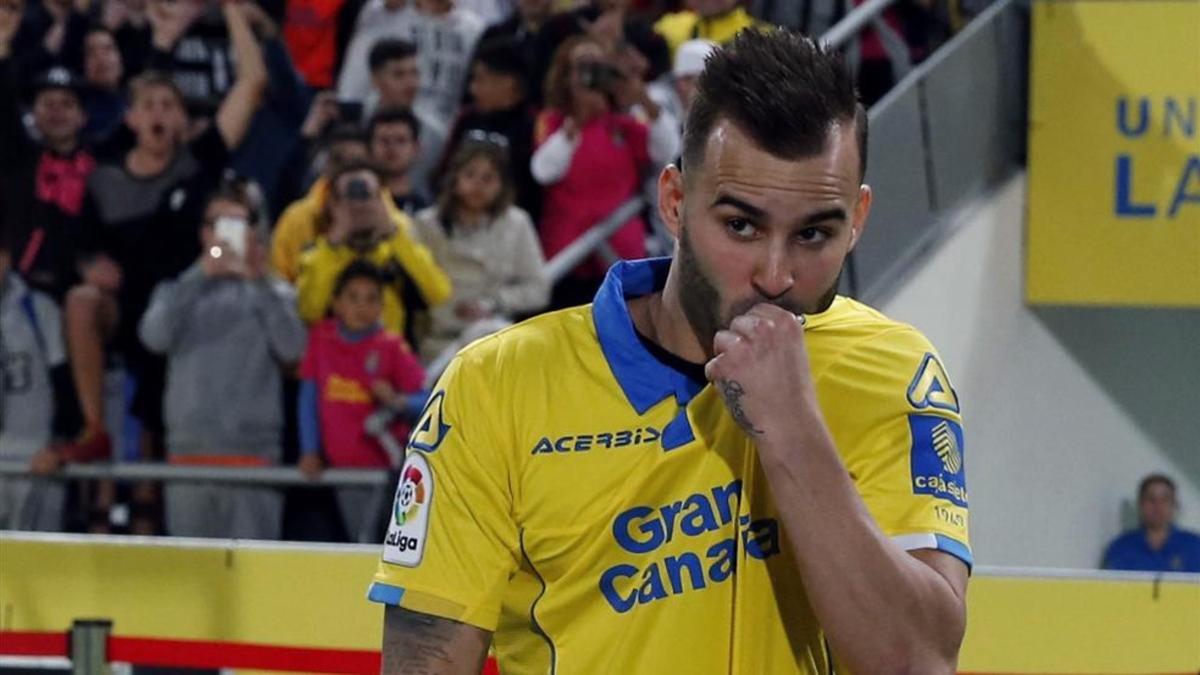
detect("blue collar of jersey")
[592,258,705,448]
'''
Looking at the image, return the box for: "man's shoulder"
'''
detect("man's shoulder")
[453,305,596,372]
[1174,528,1200,546]
[814,296,938,357]
[1106,529,1145,550]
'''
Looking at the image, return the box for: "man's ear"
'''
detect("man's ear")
[658,164,684,240]
[849,184,872,252]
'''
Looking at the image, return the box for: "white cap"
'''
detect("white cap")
[673,39,719,78]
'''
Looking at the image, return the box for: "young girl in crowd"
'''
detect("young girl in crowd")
[298,261,425,540]
[412,140,549,364]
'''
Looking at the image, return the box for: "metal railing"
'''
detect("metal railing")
[0,460,389,487]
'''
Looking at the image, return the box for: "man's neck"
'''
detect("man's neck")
[126,145,174,177]
[387,173,412,197]
[45,136,79,156]
[1145,524,1171,551]
[630,273,708,366]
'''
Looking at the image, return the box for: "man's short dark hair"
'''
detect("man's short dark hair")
[473,36,526,87]
[369,39,418,73]
[327,157,383,192]
[682,29,868,182]
[334,259,387,296]
[1138,474,1177,502]
[367,107,420,142]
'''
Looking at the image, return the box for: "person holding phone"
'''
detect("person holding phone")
[138,181,306,540]
[531,34,678,309]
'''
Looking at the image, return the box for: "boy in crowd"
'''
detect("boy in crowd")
[298,260,425,539]
[139,183,306,539]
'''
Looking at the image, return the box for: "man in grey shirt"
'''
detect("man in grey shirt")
[139,183,306,539]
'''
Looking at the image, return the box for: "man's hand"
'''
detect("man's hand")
[30,446,64,475]
[705,304,815,443]
[371,379,401,406]
[298,453,323,480]
[148,0,202,51]
[200,244,242,278]
[0,0,22,57]
[301,90,339,139]
[454,298,494,322]
[236,0,277,39]
[82,255,123,293]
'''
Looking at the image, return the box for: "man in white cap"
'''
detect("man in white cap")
[672,38,719,122]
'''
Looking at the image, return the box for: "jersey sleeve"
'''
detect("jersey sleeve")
[815,327,972,569]
[368,346,521,631]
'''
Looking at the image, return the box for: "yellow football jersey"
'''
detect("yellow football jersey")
[369,258,971,674]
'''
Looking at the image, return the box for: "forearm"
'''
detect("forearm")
[758,410,964,673]
[530,128,578,185]
[225,3,267,88]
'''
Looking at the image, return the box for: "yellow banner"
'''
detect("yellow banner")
[2,535,1199,673]
[1027,0,1200,306]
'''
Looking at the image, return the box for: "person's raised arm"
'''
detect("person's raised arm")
[214,0,268,149]
[382,606,491,675]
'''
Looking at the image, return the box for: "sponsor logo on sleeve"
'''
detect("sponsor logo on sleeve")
[907,353,960,413]
[909,414,968,507]
[407,391,451,453]
[383,453,433,567]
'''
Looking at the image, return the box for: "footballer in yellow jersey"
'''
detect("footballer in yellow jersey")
[370,29,970,674]
[371,259,969,673]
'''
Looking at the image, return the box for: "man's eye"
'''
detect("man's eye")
[797,228,830,243]
[726,218,756,238]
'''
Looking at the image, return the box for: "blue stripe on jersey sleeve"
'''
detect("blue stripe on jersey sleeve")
[367,582,406,606]
[934,534,974,570]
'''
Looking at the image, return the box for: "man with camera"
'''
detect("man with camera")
[296,159,451,350]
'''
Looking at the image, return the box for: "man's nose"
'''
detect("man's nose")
[751,243,795,301]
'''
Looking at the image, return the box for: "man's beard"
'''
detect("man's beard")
[676,221,841,358]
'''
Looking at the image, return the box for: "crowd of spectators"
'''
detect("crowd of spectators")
[0,0,963,540]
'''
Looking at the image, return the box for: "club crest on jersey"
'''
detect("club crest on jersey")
[365,350,380,375]
[383,453,433,566]
[907,353,959,413]
[909,414,968,507]
[408,391,451,452]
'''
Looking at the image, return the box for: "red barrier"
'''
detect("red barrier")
[1,631,500,674]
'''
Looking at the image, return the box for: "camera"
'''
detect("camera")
[342,177,374,201]
[578,60,622,92]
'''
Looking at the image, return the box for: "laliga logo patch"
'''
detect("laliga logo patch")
[394,463,427,525]
[383,453,433,567]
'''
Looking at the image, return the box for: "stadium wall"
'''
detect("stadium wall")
[881,174,1200,569]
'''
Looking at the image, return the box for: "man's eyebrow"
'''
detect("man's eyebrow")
[803,208,848,226]
[711,194,766,219]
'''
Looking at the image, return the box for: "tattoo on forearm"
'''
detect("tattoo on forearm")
[383,606,481,675]
[718,379,763,435]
